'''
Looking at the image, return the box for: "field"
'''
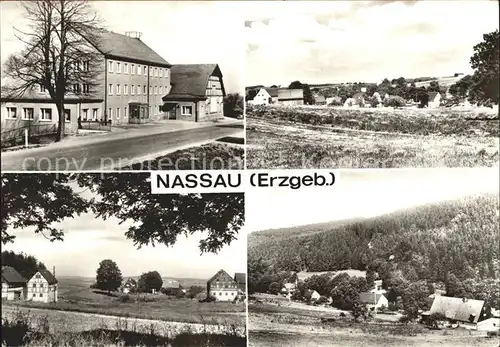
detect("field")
[248,303,496,347]
[246,105,499,169]
[2,276,246,326]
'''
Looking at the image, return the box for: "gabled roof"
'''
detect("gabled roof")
[87,29,171,67]
[207,269,236,284]
[1,266,27,284]
[359,292,385,304]
[234,273,246,284]
[33,269,58,285]
[429,296,484,324]
[304,289,320,299]
[428,91,440,100]
[163,64,225,101]
[278,88,304,101]
[265,88,279,97]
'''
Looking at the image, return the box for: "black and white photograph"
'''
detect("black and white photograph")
[247,168,500,346]
[245,1,499,169]
[1,173,247,346]
[0,1,244,171]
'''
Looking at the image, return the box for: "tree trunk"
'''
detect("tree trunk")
[55,100,65,142]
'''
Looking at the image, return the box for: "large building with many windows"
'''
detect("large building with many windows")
[1,29,225,140]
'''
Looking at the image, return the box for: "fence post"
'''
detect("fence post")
[24,129,28,147]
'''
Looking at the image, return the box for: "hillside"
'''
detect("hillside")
[248,193,499,284]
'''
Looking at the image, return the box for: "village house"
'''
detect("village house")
[234,272,246,294]
[162,64,226,122]
[369,279,387,295]
[326,96,342,105]
[359,292,389,311]
[427,91,441,108]
[277,88,304,106]
[304,289,321,302]
[1,29,227,140]
[1,266,27,300]
[313,94,326,105]
[207,269,239,302]
[1,29,171,134]
[163,279,182,295]
[247,88,271,106]
[426,296,485,329]
[120,278,137,294]
[27,268,58,303]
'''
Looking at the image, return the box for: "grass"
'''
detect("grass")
[2,309,247,347]
[120,143,244,170]
[2,277,245,326]
[248,303,495,347]
[246,105,499,169]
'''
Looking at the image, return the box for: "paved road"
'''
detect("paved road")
[1,122,242,171]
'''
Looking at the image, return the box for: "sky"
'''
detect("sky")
[0,1,244,93]
[244,0,500,86]
[3,187,246,279]
[245,168,500,232]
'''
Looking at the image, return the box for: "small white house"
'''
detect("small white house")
[477,317,500,332]
[428,92,441,108]
[304,289,321,302]
[27,269,58,303]
[1,266,27,300]
[248,88,272,106]
[359,292,389,310]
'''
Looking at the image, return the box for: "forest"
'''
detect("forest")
[248,194,500,315]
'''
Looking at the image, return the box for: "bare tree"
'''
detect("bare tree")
[2,1,103,141]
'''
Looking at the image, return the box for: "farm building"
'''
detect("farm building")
[27,269,58,303]
[246,88,279,106]
[281,282,297,295]
[1,266,27,301]
[163,279,182,295]
[207,269,238,301]
[162,64,226,122]
[120,278,137,293]
[476,317,500,332]
[313,94,326,105]
[428,296,485,329]
[234,272,246,294]
[359,292,389,310]
[427,92,441,108]
[277,88,304,106]
[304,289,321,302]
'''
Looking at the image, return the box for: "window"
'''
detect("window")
[83,84,90,93]
[40,283,44,288]
[64,109,71,122]
[108,60,114,72]
[32,284,36,288]
[109,84,113,95]
[124,63,128,73]
[6,107,17,119]
[116,62,121,73]
[92,108,98,120]
[39,293,43,297]
[181,106,192,115]
[33,293,36,298]
[116,84,120,95]
[124,106,127,118]
[218,292,221,296]
[159,86,163,94]
[144,65,147,76]
[160,69,163,77]
[108,108,112,119]
[154,86,157,95]
[116,108,120,119]
[131,64,135,75]
[73,84,81,94]
[40,108,52,121]
[23,108,34,120]
[82,61,89,71]
[149,86,152,95]
[137,86,141,95]
[143,86,147,94]
[82,109,88,121]
[124,84,128,95]
[137,65,142,75]
[154,68,158,77]
[36,274,41,278]
[131,85,135,95]
[39,84,47,93]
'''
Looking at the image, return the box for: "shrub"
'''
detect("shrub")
[316,296,329,305]
[383,96,406,108]
[117,294,132,303]
[1,311,31,346]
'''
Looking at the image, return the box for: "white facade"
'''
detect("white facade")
[27,272,58,303]
[248,88,271,106]
[1,282,24,301]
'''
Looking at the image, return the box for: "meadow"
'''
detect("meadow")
[248,303,496,347]
[246,105,499,169]
[2,276,246,326]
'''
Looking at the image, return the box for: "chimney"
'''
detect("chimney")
[125,31,142,40]
[53,266,56,277]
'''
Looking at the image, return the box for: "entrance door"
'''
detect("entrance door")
[210,97,218,113]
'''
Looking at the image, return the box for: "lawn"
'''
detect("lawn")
[246,105,499,169]
[248,304,496,347]
[2,277,246,326]
[120,143,244,170]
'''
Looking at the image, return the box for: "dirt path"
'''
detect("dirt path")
[2,306,246,338]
